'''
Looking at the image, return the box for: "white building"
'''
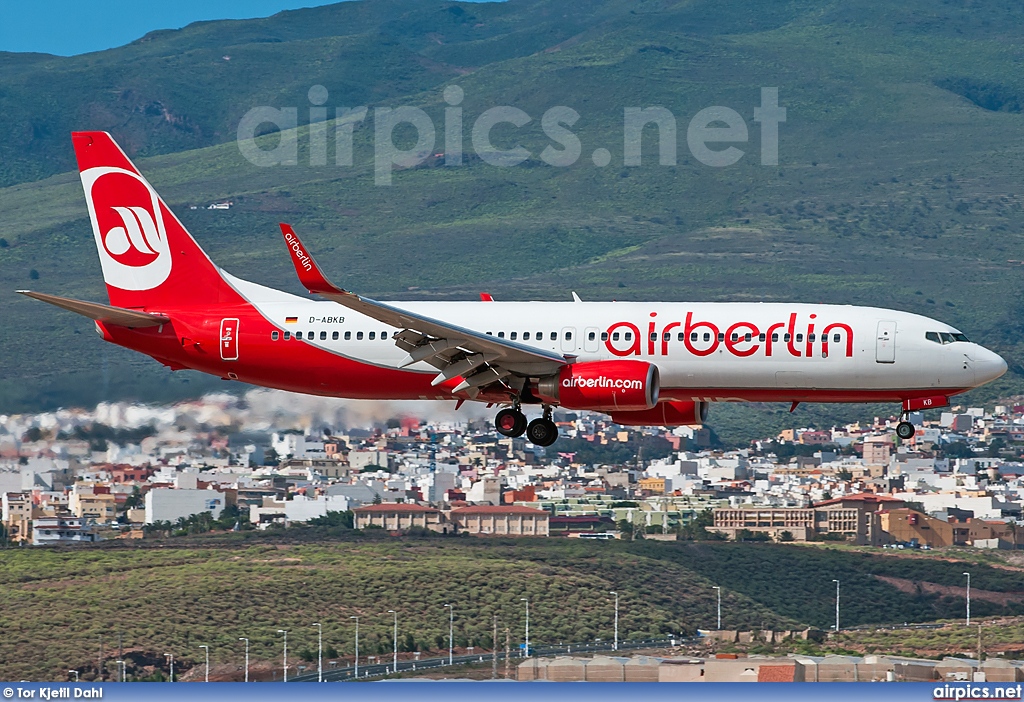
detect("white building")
[32,516,101,546]
[145,488,225,524]
[271,433,326,460]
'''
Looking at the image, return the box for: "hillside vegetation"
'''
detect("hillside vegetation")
[0,535,1022,680]
[2,0,1024,442]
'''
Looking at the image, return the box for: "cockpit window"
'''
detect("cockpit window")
[928,331,969,344]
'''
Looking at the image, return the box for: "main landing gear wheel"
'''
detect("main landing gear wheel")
[526,417,559,447]
[896,421,915,440]
[495,408,527,438]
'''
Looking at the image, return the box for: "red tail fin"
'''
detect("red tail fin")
[72,131,230,310]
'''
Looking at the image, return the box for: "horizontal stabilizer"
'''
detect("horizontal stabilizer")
[17,290,169,328]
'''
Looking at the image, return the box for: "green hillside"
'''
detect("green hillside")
[2,0,1024,441]
[0,534,1019,681]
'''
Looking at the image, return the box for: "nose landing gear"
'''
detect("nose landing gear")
[896,420,915,440]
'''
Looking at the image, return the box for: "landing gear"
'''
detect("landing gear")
[526,415,558,447]
[495,408,527,438]
[896,421,915,440]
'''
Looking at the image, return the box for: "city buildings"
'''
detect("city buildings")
[0,388,1022,549]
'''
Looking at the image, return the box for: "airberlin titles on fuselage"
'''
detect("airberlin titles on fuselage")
[605,312,854,358]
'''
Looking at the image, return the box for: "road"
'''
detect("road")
[289,637,692,682]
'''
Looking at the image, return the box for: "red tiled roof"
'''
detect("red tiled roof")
[353,503,438,513]
[815,493,904,507]
[450,505,548,516]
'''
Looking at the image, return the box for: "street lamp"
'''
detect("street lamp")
[115,660,124,683]
[69,671,78,683]
[199,645,209,683]
[387,610,398,673]
[609,592,619,651]
[520,597,530,658]
[239,638,249,683]
[964,572,971,626]
[444,604,454,666]
[164,653,174,683]
[313,622,322,682]
[349,616,360,679]
[713,586,722,630]
[278,629,288,683]
[832,579,840,632]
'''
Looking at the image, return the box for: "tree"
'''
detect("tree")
[779,531,795,542]
[29,269,39,280]
[617,519,634,540]
[0,237,8,248]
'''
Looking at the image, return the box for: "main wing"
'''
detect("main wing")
[278,224,567,398]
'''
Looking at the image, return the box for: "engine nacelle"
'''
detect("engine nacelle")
[610,400,709,427]
[536,360,659,412]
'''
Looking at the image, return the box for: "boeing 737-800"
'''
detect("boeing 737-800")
[18,132,1008,446]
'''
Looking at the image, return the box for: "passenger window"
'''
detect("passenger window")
[284,331,291,340]
[624,332,632,341]
[601,332,609,341]
[308,330,314,339]
[833,333,841,343]
[703,333,711,342]
[612,332,620,341]
[796,334,804,343]
[784,333,791,342]
[550,331,557,341]
[663,332,671,341]
[524,332,531,341]
[718,333,725,342]
[808,333,815,342]
[510,332,517,341]
[771,333,779,342]
[486,331,493,336]
[271,331,279,341]
[296,331,303,340]
[758,333,766,342]
[650,333,658,342]
[730,333,738,342]
[333,331,339,340]
[745,333,752,342]
[344,331,351,340]
[588,332,596,341]
[536,331,542,340]
[383,330,389,339]
[691,332,698,342]
[320,331,327,341]
[565,331,572,340]
[498,332,505,338]
[369,332,376,340]
[356,331,363,340]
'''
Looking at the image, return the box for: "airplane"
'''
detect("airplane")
[18,132,1008,447]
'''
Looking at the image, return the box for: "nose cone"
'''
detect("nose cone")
[974,346,1008,385]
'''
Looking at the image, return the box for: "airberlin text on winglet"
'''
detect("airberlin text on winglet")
[282,229,313,272]
[605,312,854,358]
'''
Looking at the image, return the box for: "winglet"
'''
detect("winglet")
[571,291,582,303]
[279,223,347,296]
[480,292,494,302]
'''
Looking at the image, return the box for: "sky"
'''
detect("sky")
[0,0,344,56]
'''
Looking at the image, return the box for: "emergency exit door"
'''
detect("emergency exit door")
[875,320,896,363]
[220,318,239,361]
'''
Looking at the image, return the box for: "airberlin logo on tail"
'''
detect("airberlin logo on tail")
[81,167,171,291]
[283,230,313,271]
